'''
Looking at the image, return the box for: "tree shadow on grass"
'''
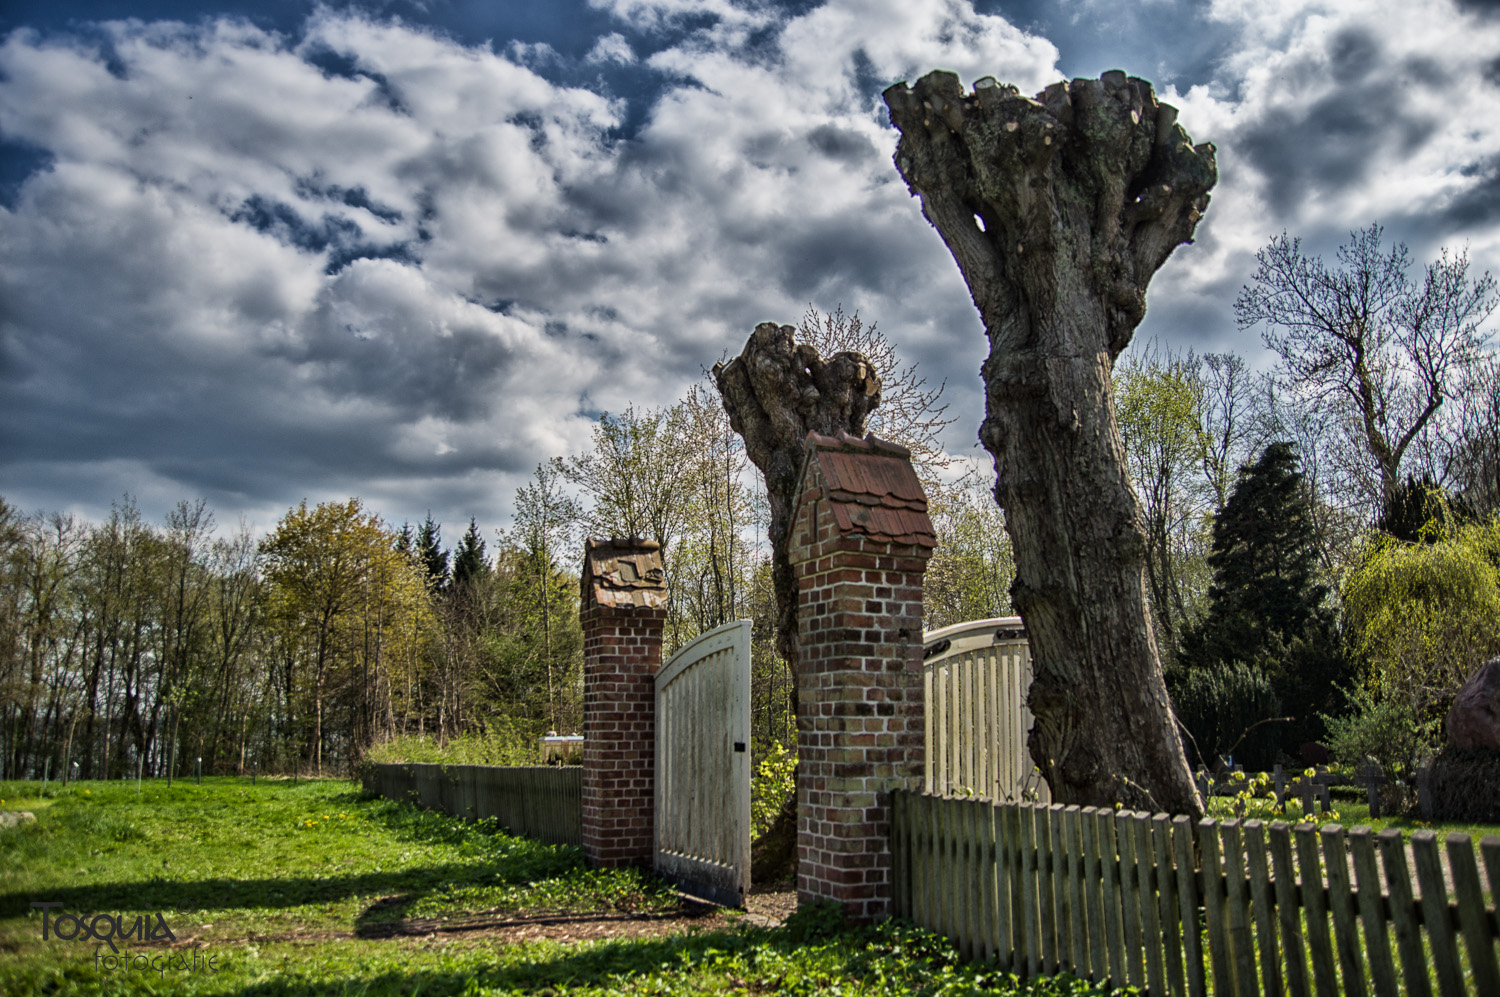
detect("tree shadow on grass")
[0,861,538,920]
[224,923,811,997]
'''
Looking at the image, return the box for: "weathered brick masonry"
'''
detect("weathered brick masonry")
[580,537,667,869]
[788,431,934,921]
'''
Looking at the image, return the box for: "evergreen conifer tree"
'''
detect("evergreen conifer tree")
[451,517,488,591]
[1174,441,1350,764]
[416,514,449,593]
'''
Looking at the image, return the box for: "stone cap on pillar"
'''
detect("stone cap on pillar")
[793,431,936,548]
[581,537,668,610]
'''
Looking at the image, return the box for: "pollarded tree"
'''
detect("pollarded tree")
[797,305,955,483]
[712,322,881,671]
[1236,225,1497,511]
[886,71,1214,813]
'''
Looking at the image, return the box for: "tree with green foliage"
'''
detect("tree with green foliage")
[504,463,583,730]
[1115,345,1210,663]
[260,499,432,772]
[1342,522,1500,731]
[923,472,1015,631]
[1175,442,1349,764]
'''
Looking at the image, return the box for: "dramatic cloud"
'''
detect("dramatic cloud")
[1,0,1497,536]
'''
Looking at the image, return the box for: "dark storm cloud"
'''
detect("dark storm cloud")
[1235,26,1443,217]
[1239,92,1392,213]
[1437,157,1500,229]
[1454,0,1500,18]
[1327,26,1381,84]
[806,123,875,162]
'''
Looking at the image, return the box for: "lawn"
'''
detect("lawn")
[1202,777,1500,844]
[0,778,1115,996]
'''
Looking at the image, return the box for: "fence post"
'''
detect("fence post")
[788,431,934,922]
[579,537,667,870]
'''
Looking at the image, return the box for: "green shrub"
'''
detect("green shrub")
[1170,661,1282,770]
[752,740,796,838]
[1323,683,1439,779]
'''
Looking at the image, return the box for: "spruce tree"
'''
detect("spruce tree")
[451,517,488,591]
[1182,442,1326,666]
[416,514,449,593]
[1175,441,1350,764]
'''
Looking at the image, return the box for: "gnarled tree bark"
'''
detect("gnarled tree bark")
[885,70,1214,815]
[712,322,882,671]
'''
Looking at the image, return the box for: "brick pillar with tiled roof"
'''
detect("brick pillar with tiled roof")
[580,537,667,869]
[788,431,935,921]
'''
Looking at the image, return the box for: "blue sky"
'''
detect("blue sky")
[3,0,1499,539]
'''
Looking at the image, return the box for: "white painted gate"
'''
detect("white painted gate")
[922,617,1050,803]
[654,619,751,907]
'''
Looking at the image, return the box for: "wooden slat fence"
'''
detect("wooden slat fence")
[923,618,1049,804]
[362,762,581,847]
[892,790,1500,996]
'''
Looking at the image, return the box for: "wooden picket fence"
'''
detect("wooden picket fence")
[891,790,1500,996]
[362,762,581,847]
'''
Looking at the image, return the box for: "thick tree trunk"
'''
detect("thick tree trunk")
[712,322,881,669]
[885,70,1215,816]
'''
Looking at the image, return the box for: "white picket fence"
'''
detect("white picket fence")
[923,617,1049,804]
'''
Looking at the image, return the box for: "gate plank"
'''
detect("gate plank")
[653,620,751,907]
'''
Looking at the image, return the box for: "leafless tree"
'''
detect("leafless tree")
[1236,225,1496,512]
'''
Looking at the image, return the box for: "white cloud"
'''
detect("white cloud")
[585,31,636,65]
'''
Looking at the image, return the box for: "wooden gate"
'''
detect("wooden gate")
[922,616,1049,803]
[654,618,751,907]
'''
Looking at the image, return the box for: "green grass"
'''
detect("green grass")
[0,778,1120,996]
[1204,790,1500,844]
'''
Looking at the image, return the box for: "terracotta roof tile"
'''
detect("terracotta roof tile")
[798,432,935,548]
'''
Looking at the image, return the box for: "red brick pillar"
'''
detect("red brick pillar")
[580,538,667,869]
[789,432,934,921]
